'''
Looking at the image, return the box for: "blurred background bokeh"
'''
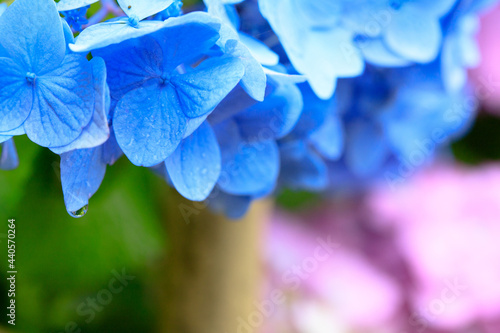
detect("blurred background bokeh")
[1,1,500,333]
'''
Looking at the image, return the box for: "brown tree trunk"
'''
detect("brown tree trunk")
[155,189,271,333]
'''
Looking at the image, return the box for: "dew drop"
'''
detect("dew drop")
[69,205,88,218]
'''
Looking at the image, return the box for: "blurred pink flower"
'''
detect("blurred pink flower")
[371,163,500,330]
[470,3,500,112]
[261,212,402,333]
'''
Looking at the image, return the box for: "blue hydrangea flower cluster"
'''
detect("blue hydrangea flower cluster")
[0,0,497,218]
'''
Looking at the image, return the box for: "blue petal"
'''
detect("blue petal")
[235,78,303,140]
[171,56,245,118]
[215,119,280,195]
[61,17,76,46]
[0,0,65,74]
[309,114,344,160]
[259,0,363,99]
[0,139,19,170]
[238,32,279,66]
[357,37,410,67]
[50,57,110,154]
[70,18,167,53]
[93,13,222,99]
[165,122,221,201]
[384,4,442,63]
[204,0,236,27]
[113,84,187,167]
[0,136,11,144]
[101,129,123,166]
[345,121,388,177]
[209,84,273,125]
[414,0,458,16]
[24,54,94,147]
[278,140,328,191]
[224,39,267,102]
[93,34,164,102]
[118,0,174,20]
[0,58,33,132]
[263,68,307,83]
[184,115,208,139]
[289,83,332,138]
[61,147,106,213]
[0,125,25,137]
[154,13,221,71]
[57,0,99,11]
[0,4,6,17]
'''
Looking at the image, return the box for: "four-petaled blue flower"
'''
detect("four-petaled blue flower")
[0,0,97,148]
[94,12,245,167]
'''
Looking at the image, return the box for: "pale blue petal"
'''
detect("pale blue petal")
[357,37,410,67]
[263,68,307,84]
[0,0,65,74]
[113,84,186,167]
[171,56,245,118]
[165,122,221,201]
[224,39,267,102]
[70,18,167,53]
[0,58,33,132]
[238,32,279,66]
[0,139,19,170]
[24,54,94,147]
[61,17,76,45]
[259,0,363,99]
[50,57,110,154]
[118,0,174,20]
[0,136,11,144]
[0,125,25,137]
[385,5,442,63]
[204,0,234,27]
[414,0,458,16]
[57,0,100,11]
[61,147,106,213]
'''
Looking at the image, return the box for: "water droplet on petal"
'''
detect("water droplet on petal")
[69,205,88,218]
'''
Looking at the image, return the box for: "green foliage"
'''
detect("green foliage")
[452,113,500,164]
[0,139,165,332]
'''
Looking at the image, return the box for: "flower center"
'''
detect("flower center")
[26,72,36,83]
[128,15,139,28]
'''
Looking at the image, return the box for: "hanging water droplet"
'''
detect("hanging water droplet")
[69,205,88,218]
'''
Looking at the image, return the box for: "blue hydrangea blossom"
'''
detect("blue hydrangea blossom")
[0,0,100,148]
[1,0,498,218]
